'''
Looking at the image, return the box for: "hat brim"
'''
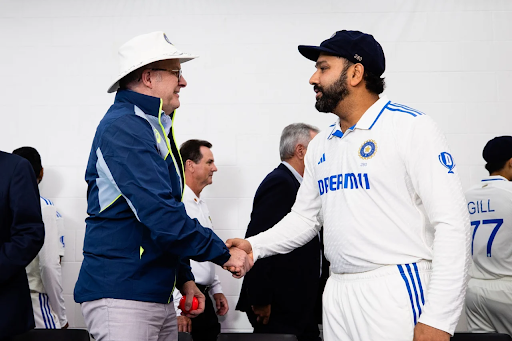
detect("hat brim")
[107,54,198,93]
[298,45,341,62]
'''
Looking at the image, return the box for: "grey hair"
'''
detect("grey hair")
[279,123,319,161]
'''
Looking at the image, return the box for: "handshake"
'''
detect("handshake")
[222,238,254,279]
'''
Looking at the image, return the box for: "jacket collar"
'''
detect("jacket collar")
[115,89,163,119]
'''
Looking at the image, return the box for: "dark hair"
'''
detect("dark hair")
[118,61,161,90]
[485,160,507,174]
[363,70,385,95]
[180,139,213,164]
[12,146,42,178]
[343,58,385,95]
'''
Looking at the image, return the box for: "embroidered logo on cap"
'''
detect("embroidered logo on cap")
[354,54,363,61]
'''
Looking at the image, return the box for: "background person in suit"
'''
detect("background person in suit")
[0,151,45,340]
[236,123,322,341]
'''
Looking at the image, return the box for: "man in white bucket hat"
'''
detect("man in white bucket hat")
[74,31,252,341]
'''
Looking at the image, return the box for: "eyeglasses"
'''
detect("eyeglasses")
[150,68,182,80]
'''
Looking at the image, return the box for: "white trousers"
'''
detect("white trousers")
[82,298,178,341]
[466,277,512,335]
[323,261,432,341]
[31,292,61,329]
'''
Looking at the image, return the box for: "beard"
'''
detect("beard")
[314,65,350,113]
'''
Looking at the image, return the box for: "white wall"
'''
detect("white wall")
[1,0,511,332]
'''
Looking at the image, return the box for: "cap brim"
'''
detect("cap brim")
[107,55,198,94]
[298,45,340,62]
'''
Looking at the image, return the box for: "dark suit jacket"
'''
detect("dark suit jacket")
[236,163,321,340]
[0,151,45,339]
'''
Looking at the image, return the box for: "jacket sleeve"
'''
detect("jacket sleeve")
[0,158,45,284]
[99,116,230,266]
[176,258,195,290]
[39,205,67,327]
[401,115,470,335]
[243,173,298,306]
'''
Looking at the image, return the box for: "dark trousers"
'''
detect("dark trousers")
[246,308,320,341]
[191,285,221,341]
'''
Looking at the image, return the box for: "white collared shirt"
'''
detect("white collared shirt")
[174,185,223,315]
[182,185,222,291]
[247,96,470,334]
[465,175,512,280]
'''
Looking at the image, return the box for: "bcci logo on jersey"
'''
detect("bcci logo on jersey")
[359,140,377,160]
[438,152,455,174]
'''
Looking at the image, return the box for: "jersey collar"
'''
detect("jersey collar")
[327,96,390,139]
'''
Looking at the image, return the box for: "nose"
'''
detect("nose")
[309,70,319,85]
[179,75,187,88]
[212,163,218,172]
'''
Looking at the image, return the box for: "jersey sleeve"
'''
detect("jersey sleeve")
[401,115,471,335]
[248,140,322,261]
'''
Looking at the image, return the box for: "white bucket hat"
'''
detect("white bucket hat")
[107,31,198,93]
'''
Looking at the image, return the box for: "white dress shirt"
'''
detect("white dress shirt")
[174,185,223,315]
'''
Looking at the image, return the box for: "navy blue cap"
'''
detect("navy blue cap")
[298,30,386,76]
[483,136,512,163]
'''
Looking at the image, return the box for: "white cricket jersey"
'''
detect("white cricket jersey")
[26,197,67,327]
[174,185,222,315]
[248,96,471,334]
[465,175,512,280]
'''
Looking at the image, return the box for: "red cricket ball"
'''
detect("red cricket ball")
[179,295,199,313]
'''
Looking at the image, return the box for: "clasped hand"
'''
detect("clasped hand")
[222,238,254,278]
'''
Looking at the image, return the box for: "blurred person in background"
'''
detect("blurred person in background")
[13,146,68,330]
[0,151,44,339]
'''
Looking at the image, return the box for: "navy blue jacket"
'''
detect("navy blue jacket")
[74,90,230,304]
[0,151,45,339]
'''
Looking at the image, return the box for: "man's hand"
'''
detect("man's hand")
[180,281,205,318]
[413,322,450,341]
[177,316,192,333]
[226,238,253,255]
[222,242,254,278]
[251,304,271,325]
[213,293,229,316]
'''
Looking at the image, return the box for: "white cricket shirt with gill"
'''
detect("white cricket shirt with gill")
[465,175,512,280]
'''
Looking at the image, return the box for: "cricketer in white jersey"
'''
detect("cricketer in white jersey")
[464,136,512,335]
[226,30,470,341]
[25,196,67,329]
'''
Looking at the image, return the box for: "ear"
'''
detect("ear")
[349,63,365,87]
[140,69,153,89]
[38,167,44,183]
[185,159,194,172]
[295,144,306,160]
